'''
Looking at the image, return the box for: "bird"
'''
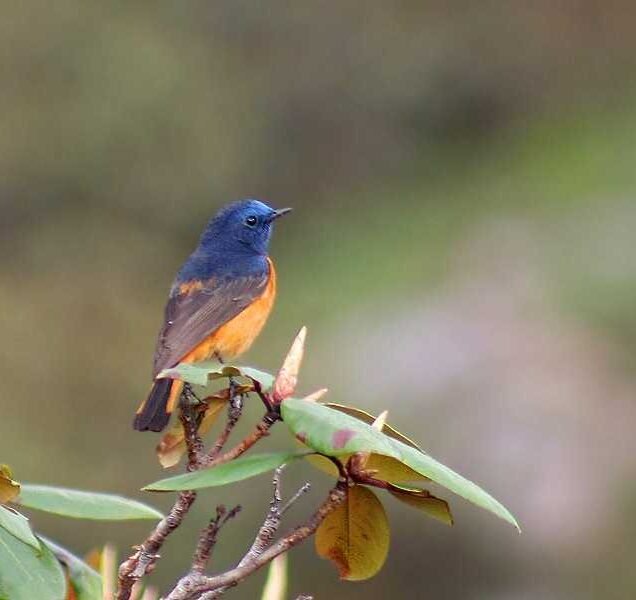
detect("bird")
[134,199,291,432]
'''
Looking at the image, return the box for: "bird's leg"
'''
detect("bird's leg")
[215,352,244,425]
[182,382,201,405]
[180,383,205,466]
[228,376,243,424]
[182,382,207,426]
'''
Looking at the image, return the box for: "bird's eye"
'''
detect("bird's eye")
[244,215,258,227]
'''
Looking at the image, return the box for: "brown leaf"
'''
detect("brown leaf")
[315,485,389,581]
[0,464,20,504]
[387,483,453,526]
[272,326,307,403]
[305,452,430,484]
[156,396,228,468]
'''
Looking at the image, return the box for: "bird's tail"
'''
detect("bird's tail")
[133,378,183,432]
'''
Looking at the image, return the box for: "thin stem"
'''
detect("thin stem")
[192,505,242,574]
[280,483,311,515]
[346,454,392,490]
[205,383,244,461]
[198,411,279,468]
[180,383,205,470]
[195,467,311,600]
[117,390,278,599]
[252,379,274,412]
[166,478,348,600]
[117,384,204,600]
[117,490,197,600]
[238,466,285,564]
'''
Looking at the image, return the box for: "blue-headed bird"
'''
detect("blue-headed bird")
[134,199,291,432]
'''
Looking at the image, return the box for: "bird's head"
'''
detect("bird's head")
[200,199,291,256]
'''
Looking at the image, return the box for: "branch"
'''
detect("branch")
[117,386,219,600]
[119,329,308,599]
[196,467,311,600]
[192,505,242,574]
[198,410,279,468]
[179,384,205,470]
[165,478,348,600]
[238,465,304,564]
[118,386,280,599]
[117,490,197,600]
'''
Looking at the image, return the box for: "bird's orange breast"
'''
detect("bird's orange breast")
[179,258,277,364]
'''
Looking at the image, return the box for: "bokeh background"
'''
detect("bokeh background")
[2,2,636,599]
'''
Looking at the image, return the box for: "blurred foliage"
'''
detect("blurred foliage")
[2,1,636,598]
[0,465,165,599]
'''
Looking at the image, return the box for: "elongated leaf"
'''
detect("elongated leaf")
[0,505,40,550]
[304,450,429,483]
[17,485,163,521]
[387,484,453,526]
[158,361,275,390]
[158,361,236,386]
[390,442,519,530]
[0,464,20,503]
[282,399,520,531]
[43,538,102,600]
[261,553,287,600]
[323,404,423,451]
[240,367,276,390]
[0,528,66,600]
[315,485,389,581]
[282,399,396,457]
[365,454,431,483]
[144,451,306,492]
[157,396,227,468]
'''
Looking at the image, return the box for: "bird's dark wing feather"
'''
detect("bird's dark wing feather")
[152,271,269,376]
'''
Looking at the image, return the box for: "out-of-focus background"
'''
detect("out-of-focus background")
[2,2,636,599]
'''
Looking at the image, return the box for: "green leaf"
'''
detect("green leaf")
[281,399,520,531]
[0,528,66,600]
[239,367,276,391]
[42,538,102,600]
[17,485,163,521]
[323,403,423,451]
[282,399,398,457]
[391,442,519,531]
[0,505,40,550]
[144,451,306,492]
[157,361,275,389]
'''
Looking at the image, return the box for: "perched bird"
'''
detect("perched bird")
[134,199,291,432]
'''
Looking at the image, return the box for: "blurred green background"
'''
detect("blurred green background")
[2,2,636,598]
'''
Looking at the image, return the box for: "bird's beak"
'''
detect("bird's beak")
[271,207,292,221]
